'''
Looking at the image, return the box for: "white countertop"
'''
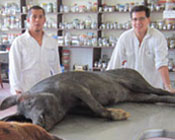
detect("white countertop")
[50,103,175,140]
[0,51,8,54]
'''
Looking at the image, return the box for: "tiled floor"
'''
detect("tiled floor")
[0,83,11,98]
[0,83,17,119]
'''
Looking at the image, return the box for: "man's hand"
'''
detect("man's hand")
[165,84,175,94]
[15,90,22,95]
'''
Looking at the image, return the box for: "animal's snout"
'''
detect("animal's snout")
[34,114,46,128]
[1,114,32,124]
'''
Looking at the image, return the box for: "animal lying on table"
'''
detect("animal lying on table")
[0,68,174,131]
[0,121,63,140]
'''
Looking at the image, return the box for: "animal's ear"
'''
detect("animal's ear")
[0,95,21,110]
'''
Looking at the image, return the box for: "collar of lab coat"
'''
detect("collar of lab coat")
[144,27,152,40]
[24,29,46,39]
[132,27,152,42]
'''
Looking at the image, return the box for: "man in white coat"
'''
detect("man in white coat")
[107,5,175,93]
[9,5,62,95]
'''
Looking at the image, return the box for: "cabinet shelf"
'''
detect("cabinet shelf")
[0,44,11,46]
[58,28,132,31]
[58,11,131,15]
[99,11,130,14]
[59,45,114,49]
[2,79,9,83]
[44,28,58,31]
[57,9,165,15]
[58,12,98,15]
[151,10,164,13]
[92,67,103,71]
[0,13,21,17]
[168,48,175,50]
[159,29,175,32]
[46,12,58,15]
[1,28,25,33]
[100,28,128,31]
[58,28,100,31]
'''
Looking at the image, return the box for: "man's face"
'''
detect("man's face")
[27,9,46,33]
[131,11,150,35]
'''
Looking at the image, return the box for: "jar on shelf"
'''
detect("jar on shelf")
[157,20,164,29]
[87,2,92,11]
[92,38,97,46]
[46,3,53,13]
[79,34,87,46]
[64,33,72,46]
[169,39,175,48]
[92,2,97,12]
[22,6,27,14]
[73,18,80,29]
[78,21,84,29]
[78,5,86,12]
[63,5,70,13]
[91,22,97,29]
[53,2,57,13]
[168,58,174,71]
[85,16,92,29]
[40,3,47,11]
[62,49,70,72]
[71,4,78,12]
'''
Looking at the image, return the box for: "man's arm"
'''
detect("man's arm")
[158,66,175,93]
[9,39,22,94]
[107,38,126,70]
[53,40,62,74]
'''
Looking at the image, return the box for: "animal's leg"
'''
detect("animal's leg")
[74,85,130,120]
[110,69,174,96]
[106,108,130,120]
[127,93,175,104]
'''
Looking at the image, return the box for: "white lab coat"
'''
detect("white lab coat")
[9,30,62,94]
[107,27,168,88]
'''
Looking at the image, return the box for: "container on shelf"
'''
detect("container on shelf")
[62,49,70,72]
[46,3,53,13]
[64,32,72,46]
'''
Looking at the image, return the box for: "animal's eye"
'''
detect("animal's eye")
[24,100,33,109]
[27,101,31,106]
[39,114,44,120]
[38,113,45,125]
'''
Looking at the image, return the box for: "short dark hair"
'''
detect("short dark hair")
[27,5,45,18]
[130,5,150,18]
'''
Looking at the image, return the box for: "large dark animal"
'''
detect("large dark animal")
[0,68,174,130]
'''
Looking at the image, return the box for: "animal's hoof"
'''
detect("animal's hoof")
[107,108,130,120]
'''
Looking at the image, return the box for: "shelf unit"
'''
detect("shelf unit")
[56,0,145,71]
[0,0,175,72]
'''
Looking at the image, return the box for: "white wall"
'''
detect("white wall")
[69,48,93,70]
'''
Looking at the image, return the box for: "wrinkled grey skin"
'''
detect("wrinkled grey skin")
[0,68,175,131]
